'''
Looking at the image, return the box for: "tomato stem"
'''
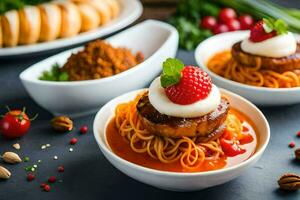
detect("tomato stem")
[30,113,39,121]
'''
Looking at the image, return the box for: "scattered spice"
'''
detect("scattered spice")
[37,160,42,163]
[70,138,78,145]
[2,152,22,164]
[46,144,51,147]
[58,166,64,172]
[51,116,73,132]
[27,173,35,182]
[33,164,38,168]
[80,125,88,134]
[295,148,300,160]
[24,156,30,162]
[278,173,300,191]
[0,166,11,179]
[12,143,21,150]
[41,145,46,150]
[289,142,296,148]
[44,184,51,192]
[69,148,73,152]
[48,176,56,183]
[53,156,58,160]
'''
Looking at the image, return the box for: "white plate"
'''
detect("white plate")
[20,20,179,117]
[195,31,300,106]
[93,88,270,191]
[0,0,142,58]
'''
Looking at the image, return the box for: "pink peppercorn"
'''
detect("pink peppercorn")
[44,184,51,192]
[297,131,300,137]
[289,142,296,148]
[70,137,78,145]
[48,176,56,183]
[80,125,88,134]
[27,173,35,181]
[58,166,64,172]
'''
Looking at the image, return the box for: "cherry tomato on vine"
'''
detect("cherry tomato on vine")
[239,15,254,30]
[0,107,37,139]
[201,16,217,30]
[213,24,229,34]
[226,19,241,31]
[219,8,237,23]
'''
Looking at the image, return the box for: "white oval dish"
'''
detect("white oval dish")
[93,88,270,191]
[0,0,142,58]
[20,20,179,117]
[195,31,300,106]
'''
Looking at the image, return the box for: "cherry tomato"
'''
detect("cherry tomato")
[213,24,229,34]
[219,8,237,23]
[226,19,241,31]
[0,109,31,139]
[201,16,217,30]
[220,138,246,157]
[239,15,254,30]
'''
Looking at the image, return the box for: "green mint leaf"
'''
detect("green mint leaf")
[263,18,288,35]
[274,19,288,34]
[263,18,274,33]
[160,58,184,88]
[58,72,69,81]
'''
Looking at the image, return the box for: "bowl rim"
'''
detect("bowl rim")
[93,88,270,177]
[194,30,300,93]
[19,20,178,86]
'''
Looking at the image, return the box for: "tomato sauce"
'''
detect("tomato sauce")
[105,108,258,173]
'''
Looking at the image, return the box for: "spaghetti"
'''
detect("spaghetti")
[113,93,243,169]
[207,51,300,88]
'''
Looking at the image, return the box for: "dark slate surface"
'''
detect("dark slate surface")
[1,1,300,199]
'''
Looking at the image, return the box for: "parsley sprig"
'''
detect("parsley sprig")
[160,58,184,88]
[39,63,69,82]
[263,18,288,35]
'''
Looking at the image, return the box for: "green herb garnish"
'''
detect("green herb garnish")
[160,58,184,88]
[39,63,69,82]
[263,18,288,34]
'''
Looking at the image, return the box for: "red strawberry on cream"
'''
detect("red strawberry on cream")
[148,58,221,118]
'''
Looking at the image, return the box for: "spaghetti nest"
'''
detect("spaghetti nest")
[207,51,300,88]
[114,93,242,169]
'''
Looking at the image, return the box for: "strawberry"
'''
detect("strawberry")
[250,21,276,42]
[160,58,212,105]
[250,18,288,42]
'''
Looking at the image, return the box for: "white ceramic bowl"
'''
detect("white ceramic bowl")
[93,88,270,191]
[20,20,179,117]
[195,31,300,106]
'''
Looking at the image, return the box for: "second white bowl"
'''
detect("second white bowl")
[20,20,179,117]
[195,31,300,106]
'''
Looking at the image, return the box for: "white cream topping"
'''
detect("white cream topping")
[241,32,297,58]
[148,77,221,118]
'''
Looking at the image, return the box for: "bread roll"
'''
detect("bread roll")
[18,6,41,45]
[87,0,111,25]
[104,0,120,19]
[76,3,100,32]
[38,3,62,41]
[58,2,82,38]
[1,10,19,47]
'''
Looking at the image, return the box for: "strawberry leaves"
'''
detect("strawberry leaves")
[263,18,288,35]
[160,58,184,88]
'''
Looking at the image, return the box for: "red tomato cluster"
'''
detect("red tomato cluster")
[200,8,254,34]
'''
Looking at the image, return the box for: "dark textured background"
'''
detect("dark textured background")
[1,1,300,199]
